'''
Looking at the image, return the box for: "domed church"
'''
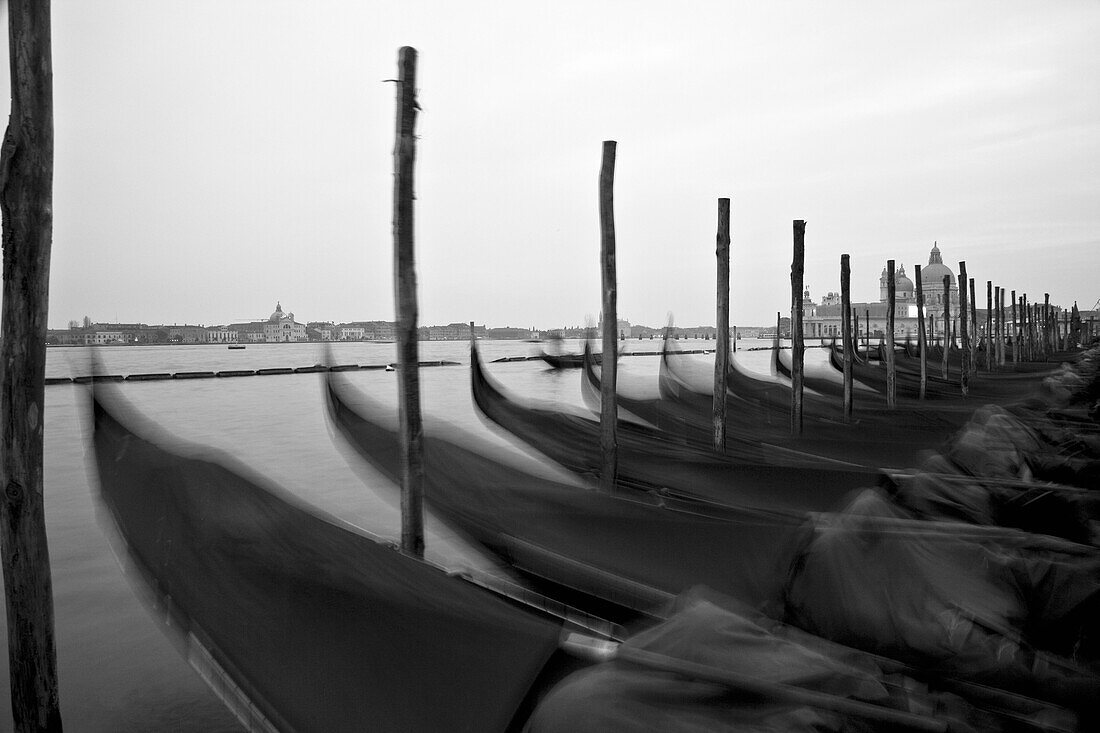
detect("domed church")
[263,302,307,342]
[803,243,965,341]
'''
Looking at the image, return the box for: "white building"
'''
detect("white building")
[262,302,307,342]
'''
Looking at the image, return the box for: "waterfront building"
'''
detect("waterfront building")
[227,302,306,343]
[337,325,365,341]
[263,302,306,342]
[803,243,964,340]
[205,325,238,344]
[167,325,209,344]
[307,321,336,341]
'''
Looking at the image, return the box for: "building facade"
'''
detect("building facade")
[803,243,965,340]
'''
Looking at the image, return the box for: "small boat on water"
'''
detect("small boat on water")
[227,344,246,350]
[541,350,602,369]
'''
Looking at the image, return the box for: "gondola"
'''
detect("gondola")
[583,343,947,468]
[586,343,1100,502]
[472,340,881,512]
[102,387,984,731]
[828,342,1059,403]
[327,370,1100,728]
[92,389,604,731]
[541,351,597,369]
[99,385,1038,732]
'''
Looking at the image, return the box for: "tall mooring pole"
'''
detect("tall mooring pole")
[885,260,896,408]
[0,1,64,730]
[914,265,927,400]
[957,262,969,395]
[598,141,618,492]
[712,198,730,451]
[840,254,853,419]
[392,46,425,559]
[790,221,805,435]
[990,280,998,372]
[941,276,951,380]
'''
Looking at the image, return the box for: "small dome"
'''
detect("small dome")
[895,265,914,292]
[921,244,955,285]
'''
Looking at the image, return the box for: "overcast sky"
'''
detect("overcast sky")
[5,1,1099,329]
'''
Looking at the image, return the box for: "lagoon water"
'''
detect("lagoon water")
[0,338,806,731]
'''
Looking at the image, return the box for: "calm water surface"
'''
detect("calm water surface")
[1,339,804,731]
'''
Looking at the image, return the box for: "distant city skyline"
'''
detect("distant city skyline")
[3,2,1095,331]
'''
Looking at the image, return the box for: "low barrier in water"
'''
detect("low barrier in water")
[46,360,465,385]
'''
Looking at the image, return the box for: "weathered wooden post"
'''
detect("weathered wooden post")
[1011,291,1018,364]
[712,198,730,452]
[0,2,64,730]
[1022,295,1030,361]
[599,141,618,492]
[392,47,425,559]
[790,221,806,435]
[1029,298,1037,360]
[840,254,853,418]
[941,276,951,380]
[968,278,977,372]
[864,308,870,353]
[914,265,927,400]
[957,262,969,394]
[1029,298,1036,360]
[994,285,1002,368]
[885,260,897,408]
[998,288,1007,367]
[990,279,998,372]
[1043,293,1051,357]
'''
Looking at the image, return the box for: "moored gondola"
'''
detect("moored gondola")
[92,389,610,731]
[327,370,1100,729]
[95,387,1020,732]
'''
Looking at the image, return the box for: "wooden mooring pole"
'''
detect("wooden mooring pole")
[392,46,425,558]
[864,308,870,353]
[993,285,1001,369]
[998,287,1007,367]
[957,262,969,394]
[885,260,896,408]
[990,279,998,372]
[1020,292,1029,358]
[712,198,730,451]
[1043,293,1051,358]
[968,278,977,373]
[0,1,64,730]
[599,141,618,492]
[840,254,853,419]
[790,221,805,435]
[941,275,951,380]
[914,265,927,400]
[1011,291,1018,363]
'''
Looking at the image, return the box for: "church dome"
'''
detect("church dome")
[920,242,955,285]
[895,264,914,293]
[269,301,285,322]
